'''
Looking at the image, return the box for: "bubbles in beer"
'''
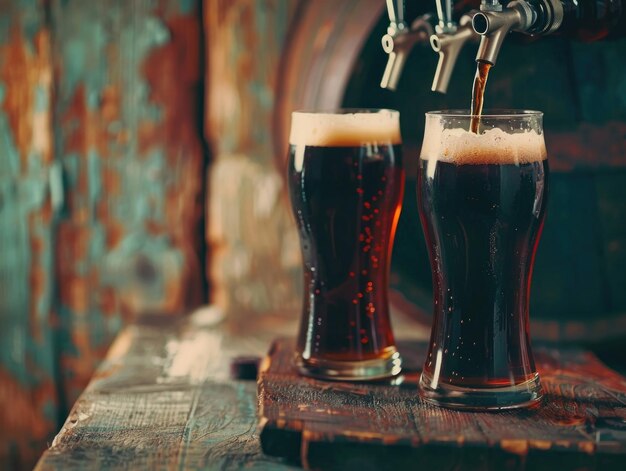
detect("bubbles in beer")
[289,110,404,373]
[418,144,548,388]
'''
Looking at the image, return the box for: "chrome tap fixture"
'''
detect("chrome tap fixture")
[435,0,456,33]
[381,0,624,92]
[381,0,433,90]
[472,0,564,65]
[480,0,504,11]
[380,0,479,93]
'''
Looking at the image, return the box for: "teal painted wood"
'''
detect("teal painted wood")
[0,0,59,469]
[207,0,295,162]
[2,0,206,468]
[51,0,206,410]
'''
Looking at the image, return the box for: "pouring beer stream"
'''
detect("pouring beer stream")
[469,61,491,133]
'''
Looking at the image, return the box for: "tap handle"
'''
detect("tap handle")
[473,0,537,65]
[434,0,456,33]
[381,50,408,91]
[380,15,433,90]
[430,14,479,93]
[386,0,407,33]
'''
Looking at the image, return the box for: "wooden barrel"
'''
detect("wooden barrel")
[273,2,626,349]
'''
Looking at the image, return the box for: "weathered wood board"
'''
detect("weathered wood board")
[34,305,425,470]
[259,339,626,470]
[35,311,303,471]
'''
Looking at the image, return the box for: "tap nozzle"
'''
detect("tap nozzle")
[472,1,534,65]
[472,0,563,65]
[381,14,433,90]
[430,13,480,93]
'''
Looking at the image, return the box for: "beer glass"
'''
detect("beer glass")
[288,109,404,380]
[418,110,548,409]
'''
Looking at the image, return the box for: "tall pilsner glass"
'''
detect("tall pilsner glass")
[418,110,548,409]
[288,109,404,380]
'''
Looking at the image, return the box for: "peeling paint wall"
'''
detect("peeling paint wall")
[0,0,206,468]
[52,0,205,408]
[0,0,58,468]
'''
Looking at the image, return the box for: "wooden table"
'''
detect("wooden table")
[34,306,427,470]
[34,306,626,470]
[259,339,626,470]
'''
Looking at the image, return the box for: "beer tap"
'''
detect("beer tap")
[380,0,433,90]
[472,0,564,65]
[430,0,480,93]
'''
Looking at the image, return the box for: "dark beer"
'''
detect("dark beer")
[418,113,547,408]
[288,110,404,380]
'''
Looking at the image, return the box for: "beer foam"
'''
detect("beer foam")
[289,110,401,147]
[420,127,547,165]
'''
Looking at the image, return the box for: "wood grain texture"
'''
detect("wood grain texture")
[0,0,59,468]
[259,339,626,470]
[51,0,206,409]
[204,0,302,318]
[35,311,300,470]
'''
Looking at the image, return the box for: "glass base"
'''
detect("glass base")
[419,371,543,410]
[295,350,402,381]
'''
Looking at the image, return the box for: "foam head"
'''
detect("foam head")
[421,120,547,165]
[289,110,401,147]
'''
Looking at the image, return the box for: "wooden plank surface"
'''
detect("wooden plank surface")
[259,339,626,470]
[34,309,300,470]
[34,304,425,470]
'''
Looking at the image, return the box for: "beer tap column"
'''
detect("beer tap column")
[380,0,433,90]
[472,0,564,65]
[435,0,456,33]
